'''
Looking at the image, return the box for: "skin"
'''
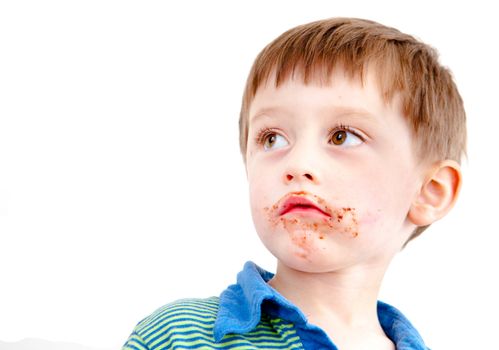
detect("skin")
[244,68,461,349]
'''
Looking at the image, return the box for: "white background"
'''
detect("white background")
[1,1,498,349]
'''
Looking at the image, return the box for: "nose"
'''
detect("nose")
[282,134,321,185]
[283,156,320,184]
[284,172,316,183]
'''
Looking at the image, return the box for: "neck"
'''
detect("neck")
[268,261,390,329]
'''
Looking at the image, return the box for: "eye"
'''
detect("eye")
[256,128,289,151]
[328,126,364,147]
[263,133,288,150]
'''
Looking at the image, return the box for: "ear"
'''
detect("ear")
[408,160,462,226]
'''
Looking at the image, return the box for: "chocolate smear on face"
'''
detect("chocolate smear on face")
[264,193,359,259]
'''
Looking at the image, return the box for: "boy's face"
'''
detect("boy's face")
[245,69,425,273]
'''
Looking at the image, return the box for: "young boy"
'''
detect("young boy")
[123,17,465,350]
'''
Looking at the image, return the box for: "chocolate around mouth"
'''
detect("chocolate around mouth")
[262,202,360,262]
[263,194,360,239]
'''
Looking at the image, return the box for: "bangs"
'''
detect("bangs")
[243,18,413,106]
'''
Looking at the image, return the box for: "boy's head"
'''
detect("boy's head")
[240,18,465,270]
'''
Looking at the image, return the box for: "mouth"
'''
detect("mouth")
[278,192,332,218]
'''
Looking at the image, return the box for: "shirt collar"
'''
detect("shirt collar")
[214,261,428,349]
[377,301,428,349]
[213,261,307,342]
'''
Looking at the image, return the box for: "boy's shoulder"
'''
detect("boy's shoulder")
[123,292,304,350]
[124,297,221,350]
[136,296,221,332]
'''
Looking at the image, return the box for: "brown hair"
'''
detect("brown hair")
[238,17,466,243]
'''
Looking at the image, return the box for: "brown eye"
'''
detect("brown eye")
[258,131,288,151]
[264,133,277,149]
[328,127,364,147]
[331,130,347,145]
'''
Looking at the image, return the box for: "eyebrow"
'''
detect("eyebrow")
[249,105,379,125]
[249,107,285,124]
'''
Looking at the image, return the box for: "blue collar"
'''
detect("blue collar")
[214,261,428,349]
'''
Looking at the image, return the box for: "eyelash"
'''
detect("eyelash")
[255,127,280,146]
[327,124,366,143]
[254,124,365,146]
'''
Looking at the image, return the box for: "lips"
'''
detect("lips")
[278,192,332,217]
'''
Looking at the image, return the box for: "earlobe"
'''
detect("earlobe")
[408,160,462,226]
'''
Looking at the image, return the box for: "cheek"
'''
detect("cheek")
[352,163,417,232]
[248,177,272,229]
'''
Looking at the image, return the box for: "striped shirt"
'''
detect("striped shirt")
[123,261,429,349]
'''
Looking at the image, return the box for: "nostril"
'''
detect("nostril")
[304,173,313,180]
[286,174,293,181]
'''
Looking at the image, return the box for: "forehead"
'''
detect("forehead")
[248,68,401,126]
